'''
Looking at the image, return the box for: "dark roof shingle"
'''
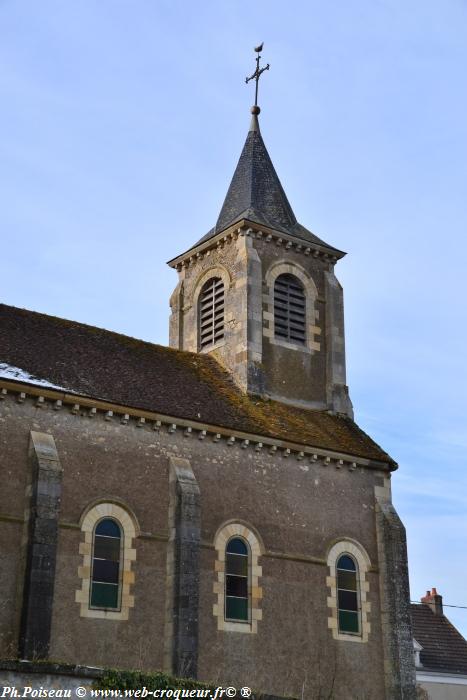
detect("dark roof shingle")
[192,116,343,254]
[411,603,467,675]
[0,303,393,464]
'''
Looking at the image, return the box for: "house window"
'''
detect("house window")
[337,554,360,634]
[273,273,306,344]
[225,537,249,622]
[199,277,224,349]
[90,518,122,610]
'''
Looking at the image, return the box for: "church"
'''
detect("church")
[0,56,416,699]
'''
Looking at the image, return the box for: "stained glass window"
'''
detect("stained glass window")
[90,518,122,610]
[225,537,249,622]
[337,554,360,634]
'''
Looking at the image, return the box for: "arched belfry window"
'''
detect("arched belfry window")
[199,277,225,349]
[225,537,249,622]
[337,554,360,634]
[90,518,122,610]
[274,273,306,344]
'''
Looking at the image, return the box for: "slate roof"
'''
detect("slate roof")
[190,115,343,254]
[411,603,467,675]
[0,303,394,465]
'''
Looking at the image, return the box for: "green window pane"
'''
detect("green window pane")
[226,553,248,576]
[339,610,359,634]
[337,570,357,591]
[94,536,121,562]
[338,590,358,612]
[90,582,119,609]
[226,596,248,621]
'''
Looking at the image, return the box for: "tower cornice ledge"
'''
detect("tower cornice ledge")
[167,220,346,270]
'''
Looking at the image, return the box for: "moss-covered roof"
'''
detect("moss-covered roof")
[0,303,393,465]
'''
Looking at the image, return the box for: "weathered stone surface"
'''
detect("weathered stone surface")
[165,456,201,679]
[0,392,398,697]
[19,431,63,660]
[376,488,417,699]
[169,229,353,416]
[0,660,102,696]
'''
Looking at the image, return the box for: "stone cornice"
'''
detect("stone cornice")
[167,220,345,271]
[0,378,394,472]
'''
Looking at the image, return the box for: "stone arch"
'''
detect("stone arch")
[79,497,141,537]
[192,265,232,308]
[266,260,318,300]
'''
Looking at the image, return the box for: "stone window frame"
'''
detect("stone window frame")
[326,539,371,643]
[75,500,139,620]
[89,517,123,611]
[213,522,263,634]
[264,261,320,353]
[193,266,232,353]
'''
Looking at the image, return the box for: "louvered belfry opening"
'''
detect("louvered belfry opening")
[199,277,225,349]
[274,274,306,344]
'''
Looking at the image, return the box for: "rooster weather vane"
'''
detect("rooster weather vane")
[245,43,269,112]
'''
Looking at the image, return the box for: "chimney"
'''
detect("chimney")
[421,587,443,616]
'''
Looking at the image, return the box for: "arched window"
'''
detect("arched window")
[199,277,225,349]
[337,554,360,634]
[225,537,249,622]
[274,273,306,344]
[90,518,122,610]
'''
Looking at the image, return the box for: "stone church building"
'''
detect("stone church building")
[0,103,416,698]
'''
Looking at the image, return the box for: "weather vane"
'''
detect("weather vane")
[245,43,269,112]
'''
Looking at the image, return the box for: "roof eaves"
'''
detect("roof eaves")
[0,375,394,470]
[167,219,345,268]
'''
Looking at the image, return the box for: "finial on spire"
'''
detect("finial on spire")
[245,43,270,114]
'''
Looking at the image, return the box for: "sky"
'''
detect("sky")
[1,1,467,635]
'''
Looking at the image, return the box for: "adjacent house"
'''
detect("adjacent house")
[412,588,467,699]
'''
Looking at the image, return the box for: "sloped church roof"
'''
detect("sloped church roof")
[191,112,344,255]
[0,303,393,465]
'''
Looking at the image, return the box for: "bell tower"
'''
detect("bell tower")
[168,50,353,417]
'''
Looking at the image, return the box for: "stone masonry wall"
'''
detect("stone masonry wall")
[0,388,397,698]
[169,225,352,415]
[169,229,250,391]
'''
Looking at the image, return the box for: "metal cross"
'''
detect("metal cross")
[245,43,270,107]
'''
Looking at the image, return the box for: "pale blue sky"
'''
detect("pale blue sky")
[1,1,467,634]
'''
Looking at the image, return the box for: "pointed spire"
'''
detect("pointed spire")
[215,107,298,234]
[185,46,344,256]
